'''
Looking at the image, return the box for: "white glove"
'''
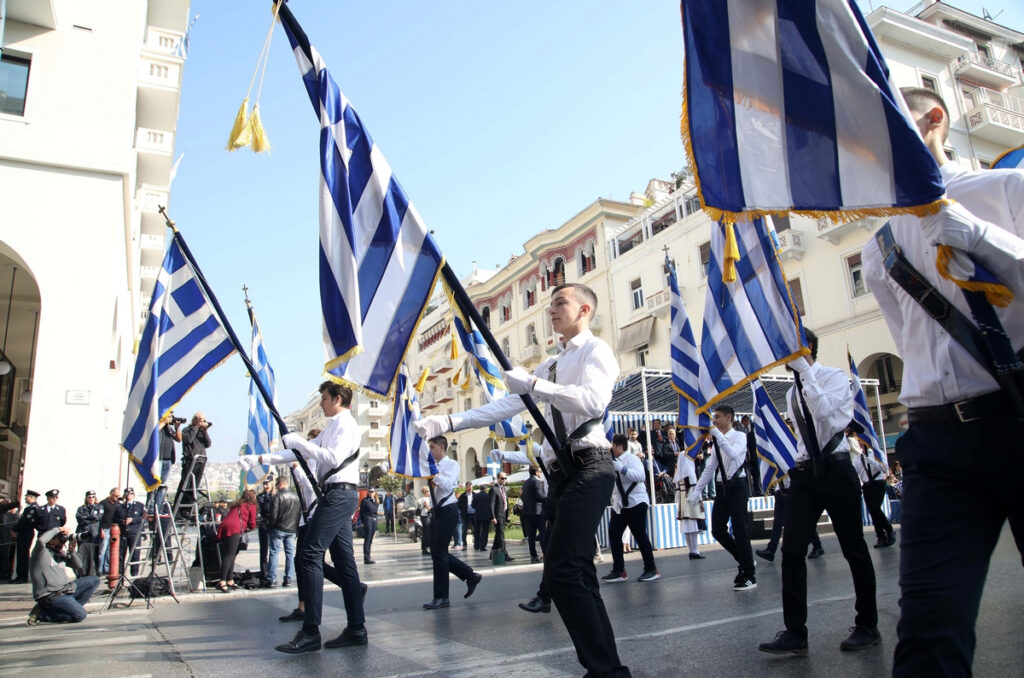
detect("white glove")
[413,415,451,440]
[612,459,624,472]
[239,455,259,472]
[687,489,703,506]
[788,356,811,375]
[489,449,504,464]
[281,432,303,450]
[503,366,535,395]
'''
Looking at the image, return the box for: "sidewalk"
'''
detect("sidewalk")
[0,528,588,619]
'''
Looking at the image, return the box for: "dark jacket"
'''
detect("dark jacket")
[457,491,471,520]
[521,476,546,517]
[115,501,145,535]
[359,495,378,523]
[99,498,118,529]
[33,504,66,535]
[75,504,103,541]
[471,489,492,522]
[269,489,300,533]
[257,491,274,528]
[15,502,39,536]
[30,528,82,602]
[489,485,509,524]
[181,425,211,463]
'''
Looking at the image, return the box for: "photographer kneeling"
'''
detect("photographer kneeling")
[28,526,100,626]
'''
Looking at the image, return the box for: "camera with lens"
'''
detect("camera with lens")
[169,413,187,426]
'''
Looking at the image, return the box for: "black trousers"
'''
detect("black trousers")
[15,531,32,580]
[764,490,822,554]
[430,503,474,599]
[535,492,558,603]
[293,523,345,604]
[893,413,1024,677]
[491,517,507,554]
[176,455,207,514]
[384,511,394,534]
[473,520,490,551]
[609,503,656,574]
[862,480,893,540]
[298,486,363,629]
[120,529,142,577]
[258,526,269,577]
[522,511,546,559]
[361,517,376,561]
[543,449,629,677]
[218,533,241,582]
[711,476,754,576]
[782,458,876,639]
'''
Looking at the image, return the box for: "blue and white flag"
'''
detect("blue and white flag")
[279,6,444,400]
[698,218,806,412]
[666,253,710,457]
[388,365,439,478]
[680,0,945,225]
[992,144,1024,170]
[122,235,235,490]
[243,304,278,487]
[443,281,528,444]
[173,13,199,59]
[750,379,797,493]
[847,349,886,470]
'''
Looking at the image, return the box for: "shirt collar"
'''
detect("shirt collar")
[558,329,593,353]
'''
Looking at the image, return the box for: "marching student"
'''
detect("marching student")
[602,434,659,583]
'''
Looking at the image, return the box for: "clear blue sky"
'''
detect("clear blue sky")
[168,1,1024,463]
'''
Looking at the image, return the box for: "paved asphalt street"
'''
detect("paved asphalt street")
[1,526,1021,677]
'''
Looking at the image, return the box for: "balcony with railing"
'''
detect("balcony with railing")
[776,229,806,261]
[518,344,542,365]
[814,216,881,245]
[367,427,388,440]
[963,87,1024,148]
[955,50,1019,90]
[645,289,671,317]
[431,357,455,374]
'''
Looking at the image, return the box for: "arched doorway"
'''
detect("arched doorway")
[0,250,41,501]
[858,352,905,452]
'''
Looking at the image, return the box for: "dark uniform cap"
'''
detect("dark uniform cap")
[85,490,97,498]
[123,487,135,495]
[45,489,59,498]
[25,490,40,498]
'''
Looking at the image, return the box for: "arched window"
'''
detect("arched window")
[547,257,566,289]
[481,306,491,329]
[577,242,596,276]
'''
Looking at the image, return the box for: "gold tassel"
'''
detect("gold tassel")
[451,368,460,386]
[450,331,459,360]
[248,104,271,153]
[722,222,740,283]
[460,369,471,390]
[226,97,251,151]
[415,367,430,393]
[936,245,1014,307]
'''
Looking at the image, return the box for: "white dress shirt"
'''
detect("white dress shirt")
[610,452,649,513]
[431,456,460,508]
[786,362,853,463]
[692,427,747,498]
[290,456,320,526]
[863,163,1024,407]
[451,330,618,466]
[854,452,886,485]
[268,409,362,486]
[673,453,697,492]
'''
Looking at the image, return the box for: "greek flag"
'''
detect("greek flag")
[847,349,886,469]
[666,254,709,457]
[992,144,1024,170]
[243,304,278,486]
[750,379,797,493]
[698,218,806,412]
[443,281,527,443]
[680,0,945,224]
[388,365,439,478]
[279,5,444,400]
[122,235,235,490]
[173,13,199,59]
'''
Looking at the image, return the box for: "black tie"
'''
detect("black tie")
[791,373,821,459]
[548,361,567,446]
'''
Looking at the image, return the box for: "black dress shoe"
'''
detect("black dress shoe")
[840,625,881,651]
[279,608,303,622]
[874,534,896,548]
[364,559,376,564]
[518,596,551,613]
[275,629,322,654]
[530,556,542,564]
[464,572,482,599]
[324,626,368,648]
[282,577,291,587]
[689,553,706,560]
[755,548,775,562]
[505,554,515,561]
[758,629,808,656]
[808,547,825,559]
[423,598,450,609]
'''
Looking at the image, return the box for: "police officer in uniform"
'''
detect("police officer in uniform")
[75,491,103,576]
[116,488,145,577]
[241,381,366,654]
[11,490,40,583]
[34,489,67,536]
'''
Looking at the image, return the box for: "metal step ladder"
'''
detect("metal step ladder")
[171,454,219,591]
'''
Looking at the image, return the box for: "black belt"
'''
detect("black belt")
[907,390,1019,424]
[548,446,606,474]
[322,482,357,492]
[794,454,850,472]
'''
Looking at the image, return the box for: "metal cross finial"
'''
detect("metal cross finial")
[242,284,251,307]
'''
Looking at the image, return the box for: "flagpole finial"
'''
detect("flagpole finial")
[242,284,252,307]
[157,205,178,233]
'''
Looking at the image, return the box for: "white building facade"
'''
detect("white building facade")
[0,0,191,501]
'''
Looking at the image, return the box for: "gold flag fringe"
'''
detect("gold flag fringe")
[935,244,1014,307]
